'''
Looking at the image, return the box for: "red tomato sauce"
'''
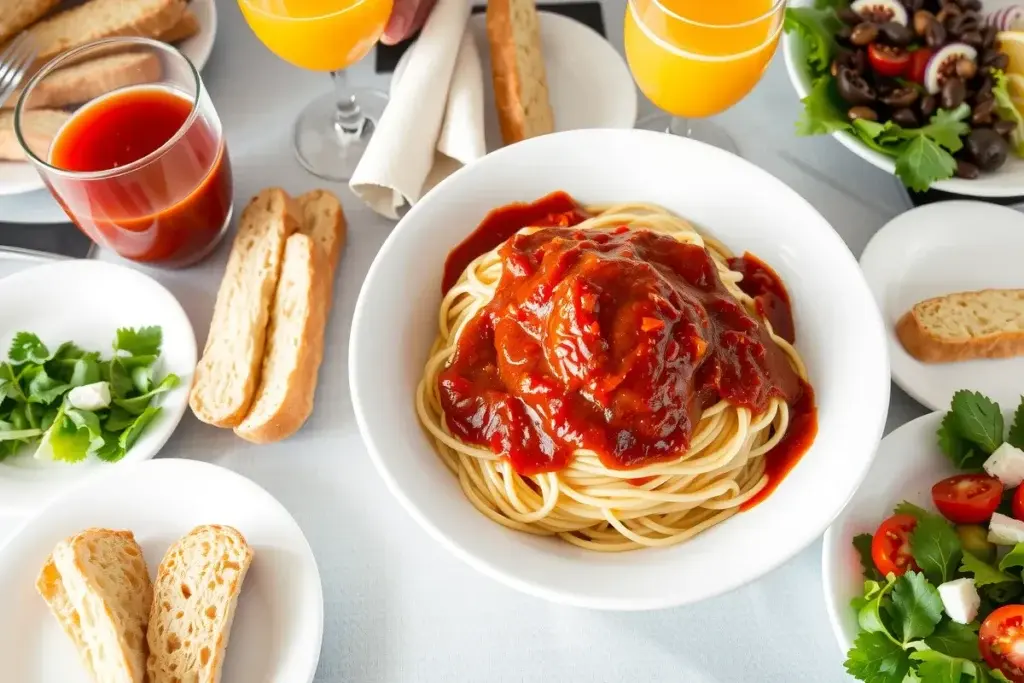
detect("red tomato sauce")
[728,253,795,344]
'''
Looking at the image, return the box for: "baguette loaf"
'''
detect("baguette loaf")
[158,7,200,44]
[189,188,300,427]
[0,0,60,45]
[296,189,347,278]
[4,52,162,110]
[37,529,153,683]
[0,108,68,160]
[147,525,253,683]
[896,288,1024,363]
[487,0,554,145]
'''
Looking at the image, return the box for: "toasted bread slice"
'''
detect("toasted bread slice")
[487,0,554,145]
[158,7,200,44]
[189,188,300,427]
[37,529,152,683]
[296,189,347,278]
[896,288,1024,363]
[0,108,68,160]
[147,525,253,683]
[0,0,60,45]
[4,52,162,110]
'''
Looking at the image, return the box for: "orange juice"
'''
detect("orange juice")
[239,0,393,72]
[624,0,783,118]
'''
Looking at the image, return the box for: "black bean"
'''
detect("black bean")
[850,23,880,46]
[925,19,947,47]
[987,53,1010,70]
[838,7,862,26]
[902,0,924,11]
[880,22,914,46]
[961,30,984,48]
[937,3,961,24]
[955,159,980,179]
[881,87,920,108]
[941,77,966,109]
[919,94,938,118]
[971,98,996,125]
[994,120,1017,137]
[837,67,877,105]
[836,25,853,45]
[961,0,982,9]
[848,106,879,122]
[983,26,997,48]
[967,128,1009,171]
[892,108,920,126]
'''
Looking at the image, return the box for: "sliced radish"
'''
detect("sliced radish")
[988,6,1024,31]
[851,0,909,26]
[924,43,979,95]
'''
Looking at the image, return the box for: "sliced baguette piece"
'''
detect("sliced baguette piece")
[0,0,60,45]
[189,188,301,427]
[147,525,253,683]
[4,52,162,110]
[486,0,554,146]
[158,7,200,44]
[0,108,69,160]
[38,529,153,683]
[896,288,1024,363]
[295,189,347,279]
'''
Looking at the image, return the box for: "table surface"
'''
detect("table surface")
[0,3,935,682]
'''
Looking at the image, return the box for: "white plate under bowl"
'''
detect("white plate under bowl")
[822,412,954,654]
[0,0,219,199]
[0,458,324,683]
[860,201,1024,413]
[393,11,638,151]
[782,0,1024,197]
[0,260,196,513]
[349,128,891,610]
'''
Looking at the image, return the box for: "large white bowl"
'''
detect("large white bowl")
[782,0,1024,197]
[349,129,891,610]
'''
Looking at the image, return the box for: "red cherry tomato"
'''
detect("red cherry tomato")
[871,514,920,577]
[867,43,911,78]
[980,605,1024,682]
[908,48,933,84]
[931,474,1004,524]
[1013,487,1024,521]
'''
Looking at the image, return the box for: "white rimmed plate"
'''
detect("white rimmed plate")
[0,259,196,513]
[782,0,1024,197]
[0,458,324,683]
[393,11,638,151]
[822,411,954,655]
[0,0,219,198]
[860,200,1024,412]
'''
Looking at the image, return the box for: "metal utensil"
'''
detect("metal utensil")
[0,33,38,108]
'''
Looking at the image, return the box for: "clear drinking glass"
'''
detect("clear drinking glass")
[623,0,787,153]
[15,37,232,268]
[238,0,395,181]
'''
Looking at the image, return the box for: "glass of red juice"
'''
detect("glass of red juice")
[14,37,233,268]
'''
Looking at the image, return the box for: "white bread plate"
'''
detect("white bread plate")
[782,0,1024,197]
[349,128,890,610]
[0,458,323,683]
[0,0,218,198]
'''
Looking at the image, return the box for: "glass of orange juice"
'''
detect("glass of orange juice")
[624,0,785,152]
[239,0,394,180]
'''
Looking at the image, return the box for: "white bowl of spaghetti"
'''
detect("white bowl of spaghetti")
[350,128,890,610]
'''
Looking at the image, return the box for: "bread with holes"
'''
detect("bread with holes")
[158,7,200,43]
[0,0,60,45]
[896,288,1024,363]
[0,108,68,160]
[189,188,301,427]
[36,529,153,683]
[147,525,253,683]
[4,52,162,110]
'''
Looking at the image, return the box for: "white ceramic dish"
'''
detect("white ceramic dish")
[393,11,638,151]
[822,412,954,654]
[0,458,324,683]
[0,0,219,198]
[0,260,196,513]
[782,0,1024,197]
[860,200,1024,413]
[349,128,891,610]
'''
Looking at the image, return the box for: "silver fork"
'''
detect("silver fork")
[0,32,38,109]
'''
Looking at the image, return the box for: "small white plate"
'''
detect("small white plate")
[822,411,954,654]
[0,260,196,513]
[0,458,324,683]
[394,11,638,151]
[860,201,1024,412]
[0,0,219,198]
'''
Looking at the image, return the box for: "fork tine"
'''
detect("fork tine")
[0,33,37,106]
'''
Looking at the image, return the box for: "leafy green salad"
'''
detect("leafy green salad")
[847,391,1024,683]
[0,327,180,464]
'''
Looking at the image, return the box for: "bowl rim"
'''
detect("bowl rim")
[349,128,892,610]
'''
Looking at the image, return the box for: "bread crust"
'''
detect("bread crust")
[896,289,1024,363]
[0,0,60,45]
[5,53,163,111]
[897,308,1024,363]
[158,7,200,44]
[0,108,69,160]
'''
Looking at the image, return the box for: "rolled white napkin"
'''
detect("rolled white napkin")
[350,0,486,219]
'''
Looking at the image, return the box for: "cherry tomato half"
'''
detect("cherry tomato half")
[980,605,1024,682]
[871,514,920,577]
[908,48,932,84]
[932,474,1004,524]
[868,43,911,78]
[1013,487,1024,522]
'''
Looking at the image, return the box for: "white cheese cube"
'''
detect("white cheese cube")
[66,381,111,411]
[938,578,981,624]
[984,442,1024,488]
[989,513,1024,545]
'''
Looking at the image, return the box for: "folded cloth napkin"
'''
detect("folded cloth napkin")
[350,0,486,219]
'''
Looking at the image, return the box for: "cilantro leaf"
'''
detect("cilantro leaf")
[961,551,1015,587]
[783,7,841,76]
[895,502,963,585]
[105,359,135,399]
[924,621,981,661]
[856,577,897,635]
[118,406,161,454]
[938,412,986,471]
[8,332,49,365]
[950,390,1004,455]
[913,105,971,153]
[68,353,101,388]
[796,77,852,136]
[999,543,1024,575]
[888,571,943,643]
[894,135,958,192]
[845,631,911,683]
[910,650,964,683]
[0,362,25,403]
[114,327,162,357]
[112,374,179,415]
[24,367,70,405]
[1008,397,1024,450]
[63,407,107,455]
[856,533,883,582]
[992,70,1024,158]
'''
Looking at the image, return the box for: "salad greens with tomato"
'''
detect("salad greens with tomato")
[847,391,1024,683]
[0,327,180,464]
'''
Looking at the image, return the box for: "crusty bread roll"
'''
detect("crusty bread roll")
[4,52,162,110]
[189,188,300,427]
[158,7,200,44]
[147,525,253,683]
[37,529,153,683]
[0,0,60,45]
[486,0,554,146]
[0,108,69,160]
[896,288,1024,363]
